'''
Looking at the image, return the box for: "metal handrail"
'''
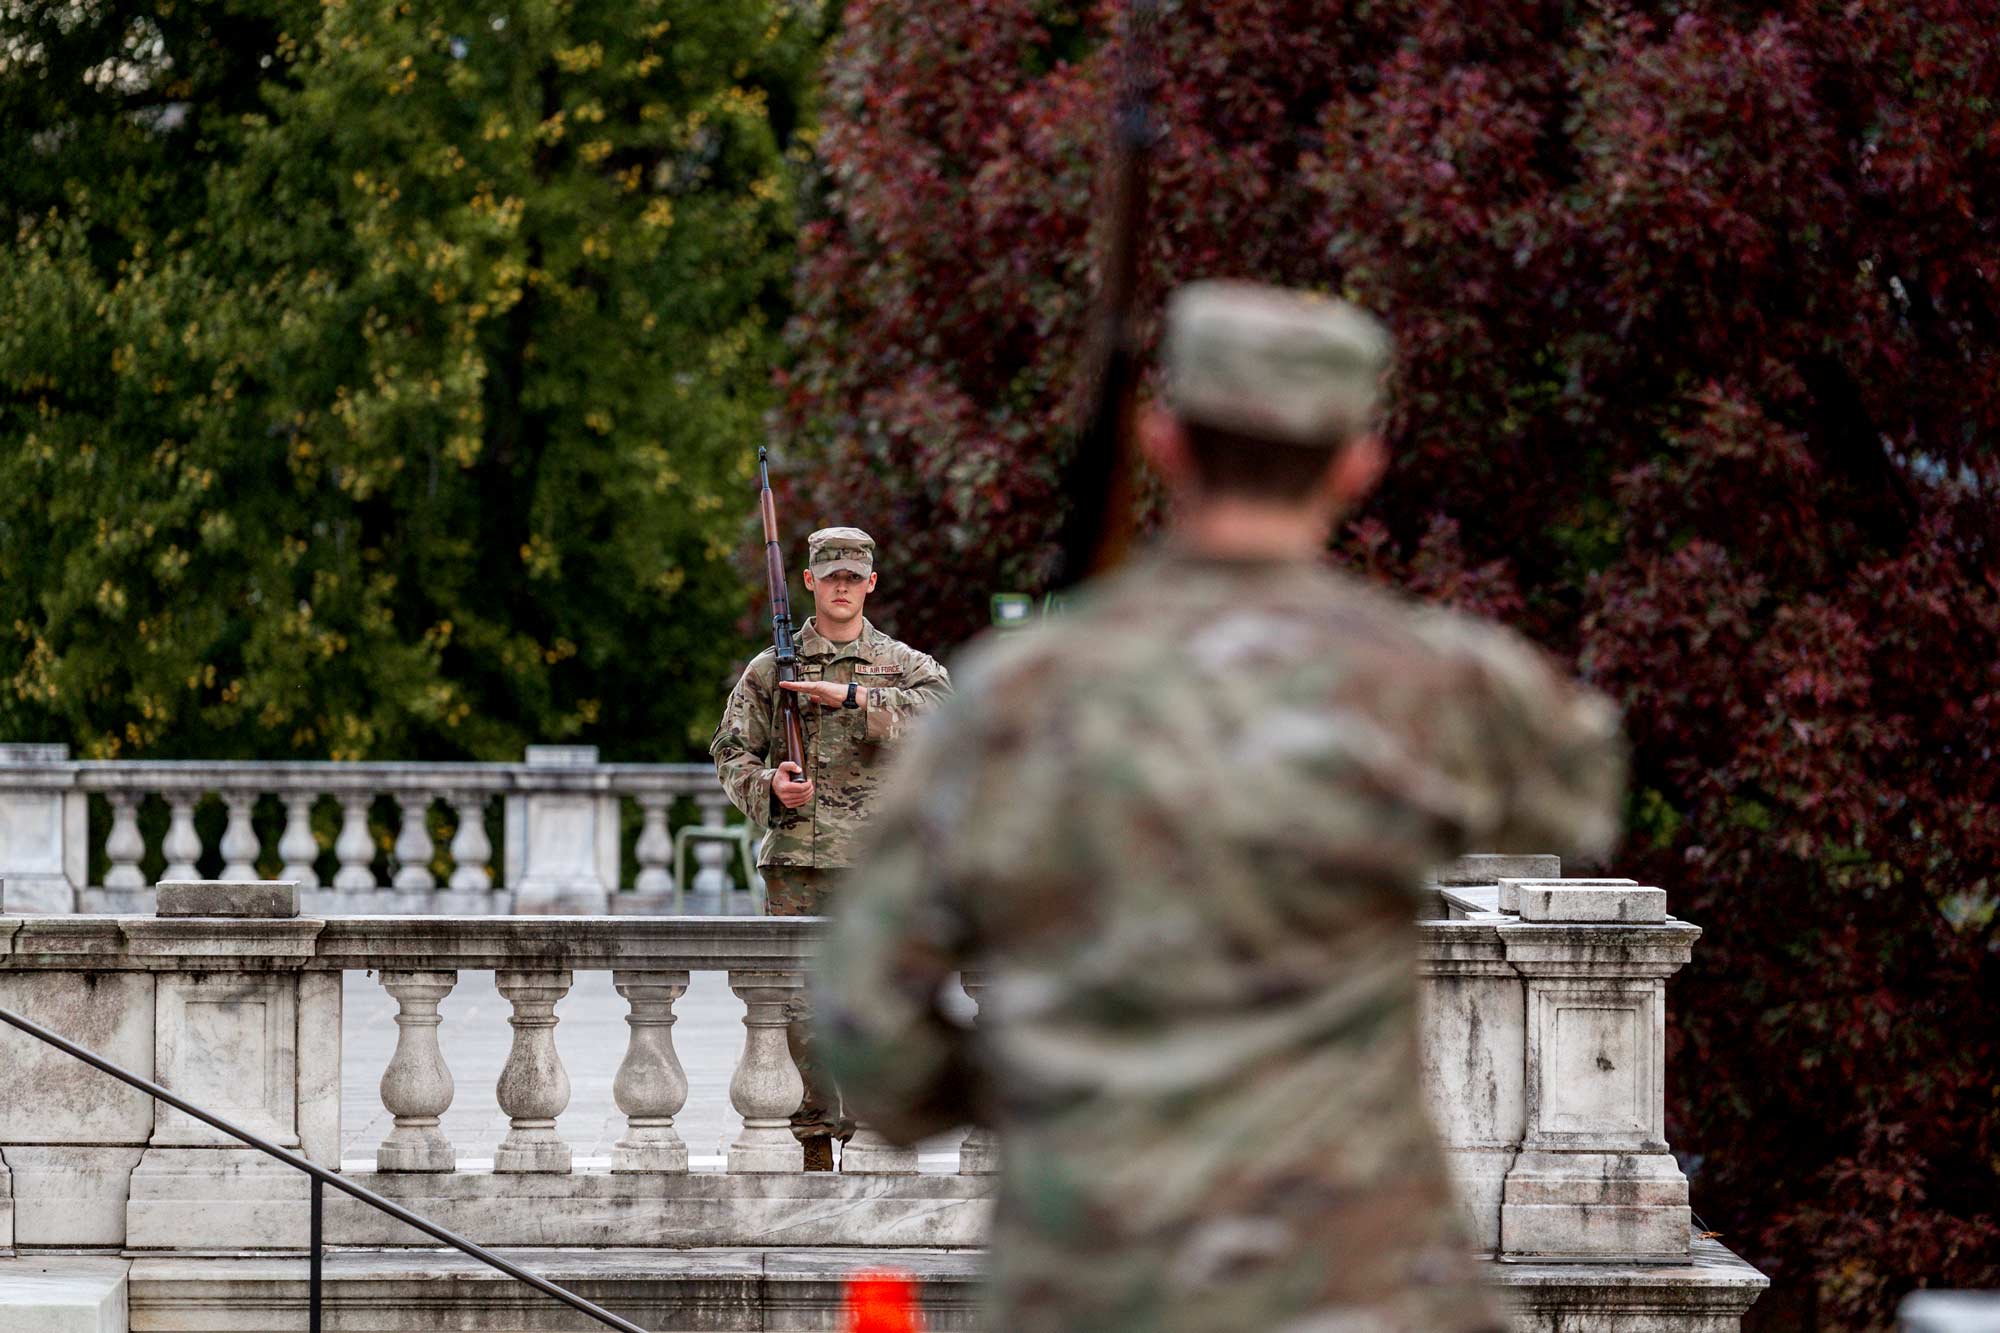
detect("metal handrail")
[0,1005,649,1333]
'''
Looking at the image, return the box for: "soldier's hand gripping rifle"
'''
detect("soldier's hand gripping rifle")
[759,448,809,782]
[1051,0,1162,588]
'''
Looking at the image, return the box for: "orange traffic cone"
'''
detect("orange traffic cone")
[843,1269,923,1333]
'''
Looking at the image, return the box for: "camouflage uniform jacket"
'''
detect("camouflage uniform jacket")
[815,550,1625,1332]
[711,616,951,869]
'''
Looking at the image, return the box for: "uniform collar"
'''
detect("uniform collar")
[797,616,881,660]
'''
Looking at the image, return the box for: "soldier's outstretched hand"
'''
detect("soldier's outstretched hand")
[780,679,851,708]
[772,761,815,809]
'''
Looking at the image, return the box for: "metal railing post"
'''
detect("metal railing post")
[0,1006,649,1333]
[310,1175,323,1333]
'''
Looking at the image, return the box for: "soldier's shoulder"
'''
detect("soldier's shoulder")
[1397,593,1564,686]
[734,646,780,684]
[865,627,948,676]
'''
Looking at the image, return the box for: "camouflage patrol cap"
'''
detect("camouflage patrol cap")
[1163,280,1391,447]
[808,526,875,578]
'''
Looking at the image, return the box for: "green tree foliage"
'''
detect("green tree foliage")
[0,0,821,760]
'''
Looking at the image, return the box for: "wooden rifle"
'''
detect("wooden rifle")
[1051,0,1162,588]
[758,447,808,776]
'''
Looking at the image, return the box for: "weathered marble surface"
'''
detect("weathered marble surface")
[1516,882,1669,924]
[1500,1235,1770,1332]
[0,872,1768,1329]
[118,1240,1763,1333]
[0,971,155,1144]
[127,1246,988,1333]
[0,1256,128,1333]
[323,1169,991,1248]
[156,881,298,920]
[4,1147,147,1248]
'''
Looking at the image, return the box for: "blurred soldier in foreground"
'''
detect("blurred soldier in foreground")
[711,525,951,1169]
[816,281,1626,1329]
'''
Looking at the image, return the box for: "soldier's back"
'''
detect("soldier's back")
[942,547,1618,1332]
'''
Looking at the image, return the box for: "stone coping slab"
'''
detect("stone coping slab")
[323,1169,993,1249]
[156,881,299,919]
[0,1255,130,1333]
[0,914,823,972]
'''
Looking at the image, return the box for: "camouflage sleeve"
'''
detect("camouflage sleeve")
[813,700,983,1143]
[1462,627,1628,861]
[861,651,952,744]
[709,654,779,826]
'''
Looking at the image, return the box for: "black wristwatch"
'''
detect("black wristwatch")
[842,681,861,709]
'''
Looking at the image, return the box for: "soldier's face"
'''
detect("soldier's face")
[804,569,875,626]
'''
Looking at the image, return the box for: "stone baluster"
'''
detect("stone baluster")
[447,794,492,891]
[726,970,804,1172]
[278,792,321,888]
[219,794,260,881]
[692,792,731,894]
[161,795,202,881]
[611,970,690,1172]
[376,971,458,1172]
[103,791,148,890]
[842,969,921,1170]
[843,1124,918,1175]
[633,794,673,894]
[332,794,377,890]
[494,970,574,1174]
[957,973,999,1174]
[391,796,436,891]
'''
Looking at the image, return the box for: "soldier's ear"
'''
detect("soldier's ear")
[1138,404,1194,489]
[802,569,816,592]
[1327,433,1387,508]
[865,571,879,594]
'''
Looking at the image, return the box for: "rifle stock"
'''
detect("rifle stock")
[758,448,808,776]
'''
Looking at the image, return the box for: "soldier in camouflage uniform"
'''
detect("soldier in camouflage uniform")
[816,283,1626,1328]
[711,525,951,1169]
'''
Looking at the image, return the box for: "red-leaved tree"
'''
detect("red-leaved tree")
[780,2,2000,1326]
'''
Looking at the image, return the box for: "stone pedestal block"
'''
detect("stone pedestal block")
[5,1147,146,1248]
[840,1127,919,1175]
[1500,1149,1692,1260]
[0,745,83,916]
[508,747,617,914]
[120,891,322,1252]
[0,1149,11,1255]
[1498,907,1698,1262]
[125,1149,309,1252]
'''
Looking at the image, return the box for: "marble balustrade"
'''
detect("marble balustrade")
[0,743,748,915]
[0,871,1767,1327]
[0,903,995,1256]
